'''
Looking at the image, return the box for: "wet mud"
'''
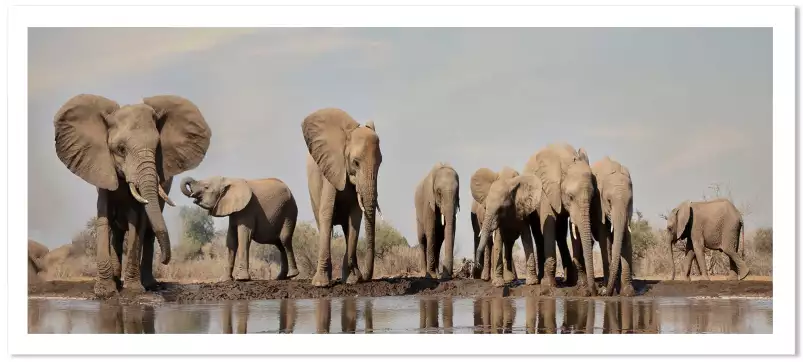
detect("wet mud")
[28,276,772,304]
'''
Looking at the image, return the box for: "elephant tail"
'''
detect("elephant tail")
[738,219,745,259]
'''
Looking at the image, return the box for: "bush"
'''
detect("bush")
[176,206,216,261]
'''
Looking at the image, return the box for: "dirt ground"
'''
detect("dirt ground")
[28,275,772,304]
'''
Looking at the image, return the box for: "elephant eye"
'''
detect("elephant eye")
[352,159,360,169]
[115,144,126,156]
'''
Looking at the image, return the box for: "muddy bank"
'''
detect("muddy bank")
[28,276,772,304]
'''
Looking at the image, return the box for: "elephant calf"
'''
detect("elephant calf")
[414,163,460,279]
[665,198,749,281]
[181,176,299,281]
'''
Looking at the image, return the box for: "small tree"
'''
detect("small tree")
[177,206,216,260]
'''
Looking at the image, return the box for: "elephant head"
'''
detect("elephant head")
[471,168,542,268]
[530,144,596,289]
[591,156,634,295]
[301,108,382,278]
[665,201,692,280]
[54,94,212,264]
[180,176,253,217]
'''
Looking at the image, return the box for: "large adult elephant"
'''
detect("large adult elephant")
[302,108,382,287]
[524,143,597,296]
[414,163,460,279]
[665,198,749,281]
[53,94,212,298]
[591,156,635,296]
[470,166,520,281]
[471,169,541,286]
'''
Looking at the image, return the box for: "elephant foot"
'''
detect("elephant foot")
[738,268,750,281]
[620,283,636,297]
[481,268,491,281]
[541,276,557,289]
[681,276,691,282]
[141,276,158,291]
[286,268,300,279]
[124,279,146,294]
[491,276,507,287]
[440,268,453,280]
[233,269,251,281]
[503,270,516,283]
[525,274,539,286]
[94,278,119,299]
[311,271,331,287]
[343,266,363,285]
[564,268,578,286]
[219,275,233,283]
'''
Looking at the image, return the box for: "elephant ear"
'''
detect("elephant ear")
[577,147,590,164]
[675,201,692,240]
[424,165,438,211]
[144,95,212,180]
[301,108,359,191]
[534,150,563,215]
[470,168,497,205]
[211,178,253,217]
[591,172,605,222]
[511,175,542,217]
[54,94,120,190]
[497,166,520,181]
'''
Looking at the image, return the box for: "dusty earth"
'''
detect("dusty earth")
[28,275,772,304]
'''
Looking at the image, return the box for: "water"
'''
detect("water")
[27,296,772,334]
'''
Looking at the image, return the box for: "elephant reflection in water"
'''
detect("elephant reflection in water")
[316,297,375,334]
[561,299,595,334]
[221,301,249,334]
[96,302,155,334]
[418,297,454,333]
[524,297,556,334]
[602,300,658,333]
[472,297,516,334]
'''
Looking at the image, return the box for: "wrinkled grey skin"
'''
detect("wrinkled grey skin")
[591,156,635,296]
[472,168,542,287]
[28,240,49,283]
[53,94,212,298]
[665,198,749,281]
[414,163,460,279]
[524,143,597,296]
[302,108,382,287]
[181,176,299,281]
[470,167,520,281]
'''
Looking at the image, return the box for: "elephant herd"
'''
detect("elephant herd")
[46,93,751,299]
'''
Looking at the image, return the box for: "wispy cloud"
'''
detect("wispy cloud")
[28,28,257,94]
[656,127,750,176]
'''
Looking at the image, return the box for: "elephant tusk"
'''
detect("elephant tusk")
[357,193,366,214]
[441,214,445,225]
[627,224,632,233]
[129,183,149,204]
[158,184,176,207]
[376,203,384,221]
[570,220,577,240]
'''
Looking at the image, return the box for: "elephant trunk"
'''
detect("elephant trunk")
[136,160,171,264]
[577,204,596,294]
[358,178,378,281]
[668,234,675,280]
[180,176,197,197]
[475,212,496,272]
[605,208,627,296]
[441,192,457,277]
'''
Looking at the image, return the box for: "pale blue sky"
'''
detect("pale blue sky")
[28,27,772,256]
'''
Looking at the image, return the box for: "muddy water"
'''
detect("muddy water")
[27,296,771,334]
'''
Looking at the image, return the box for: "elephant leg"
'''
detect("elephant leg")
[491,237,505,287]
[619,230,635,296]
[529,213,546,282]
[598,221,611,290]
[342,206,364,284]
[280,219,299,279]
[93,190,117,298]
[140,227,157,290]
[690,232,710,281]
[569,220,588,289]
[482,241,492,281]
[233,224,252,281]
[425,223,438,279]
[434,218,445,277]
[556,216,575,285]
[417,225,428,278]
[471,213,482,279]
[501,230,515,282]
[681,249,694,281]
[519,223,538,285]
[122,208,145,293]
[110,225,124,290]
[540,214,558,289]
[311,186,336,287]
[275,242,289,280]
[722,248,750,280]
[223,223,237,282]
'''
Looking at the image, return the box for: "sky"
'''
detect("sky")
[28,27,772,257]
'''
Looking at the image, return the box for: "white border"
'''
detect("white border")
[6,3,795,356]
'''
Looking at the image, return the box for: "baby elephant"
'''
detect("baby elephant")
[180,176,299,281]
